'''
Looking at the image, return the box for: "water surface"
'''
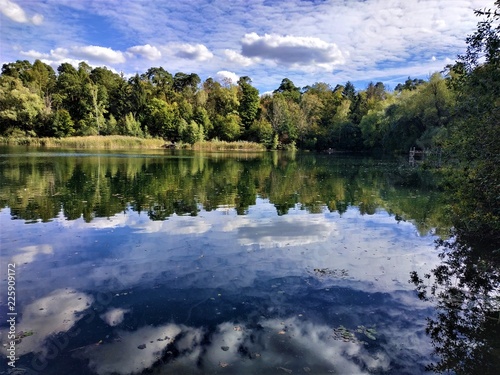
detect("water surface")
[0,148,448,374]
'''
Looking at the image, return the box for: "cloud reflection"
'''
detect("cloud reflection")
[79,324,191,375]
[11,244,53,264]
[0,288,92,356]
[229,215,338,248]
[78,316,409,374]
[100,308,130,327]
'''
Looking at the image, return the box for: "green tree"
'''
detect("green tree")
[445,2,500,240]
[0,76,46,136]
[1,60,33,85]
[274,78,301,103]
[143,98,179,139]
[238,76,260,138]
[121,113,143,137]
[143,67,174,101]
[394,77,426,92]
[52,108,75,137]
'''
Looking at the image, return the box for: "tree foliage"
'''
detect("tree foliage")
[0,52,473,154]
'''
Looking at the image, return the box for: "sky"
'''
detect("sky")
[0,0,494,93]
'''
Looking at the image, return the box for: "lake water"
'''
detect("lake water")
[0,148,449,374]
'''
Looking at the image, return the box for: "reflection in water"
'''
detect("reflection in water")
[0,147,449,234]
[411,229,500,374]
[80,318,394,375]
[7,289,93,357]
[0,148,449,374]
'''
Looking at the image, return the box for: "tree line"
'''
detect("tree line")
[0,57,456,152]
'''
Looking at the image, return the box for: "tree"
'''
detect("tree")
[143,98,179,139]
[52,108,74,137]
[274,78,301,103]
[143,67,174,101]
[173,72,200,97]
[342,81,356,102]
[28,60,56,109]
[394,77,426,92]
[238,76,260,138]
[410,6,500,373]
[445,2,500,240]
[1,60,33,85]
[0,76,46,136]
[128,73,150,124]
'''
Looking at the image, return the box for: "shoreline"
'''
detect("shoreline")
[0,136,267,151]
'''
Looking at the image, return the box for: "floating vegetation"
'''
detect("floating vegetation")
[332,326,357,343]
[312,268,349,278]
[356,325,377,340]
[331,325,377,344]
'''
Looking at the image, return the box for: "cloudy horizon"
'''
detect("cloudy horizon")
[0,0,493,92]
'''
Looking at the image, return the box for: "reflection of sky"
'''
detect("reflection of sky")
[0,201,440,374]
[0,288,93,356]
[78,315,429,375]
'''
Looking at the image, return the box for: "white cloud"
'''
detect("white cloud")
[224,49,257,67]
[169,43,214,61]
[239,33,346,71]
[31,13,43,25]
[20,49,50,59]
[127,44,162,61]
[2,0,491,93]
[0,0,42,24]
[21,45,127,70]
[215,70,240,85]
[71,45,126,64]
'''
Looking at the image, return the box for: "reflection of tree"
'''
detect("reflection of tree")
[410,230,500,374]
[0,153,449,232]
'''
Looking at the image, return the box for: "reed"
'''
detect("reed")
[0,136,267,151]
[192,140,266,151]
[0,135,165,149]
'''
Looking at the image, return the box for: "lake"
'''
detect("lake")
[0,147,450,374]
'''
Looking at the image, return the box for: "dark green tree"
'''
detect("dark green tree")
[238,76,260,138]
[274,78,301,103]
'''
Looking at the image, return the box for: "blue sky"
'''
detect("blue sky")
[0,0,493,93]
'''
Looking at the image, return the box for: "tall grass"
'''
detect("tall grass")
[192,140,266,151]
[0,136,267,151]
[0,135,165,149]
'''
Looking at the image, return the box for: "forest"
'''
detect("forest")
[0,56,453,153]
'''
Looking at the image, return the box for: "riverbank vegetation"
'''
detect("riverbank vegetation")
[0,41,459,156]
[0,135,165,149]
[410,4,500,374]
[0,58,455,154]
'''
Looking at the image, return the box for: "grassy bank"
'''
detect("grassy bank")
[0,136,266,151]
